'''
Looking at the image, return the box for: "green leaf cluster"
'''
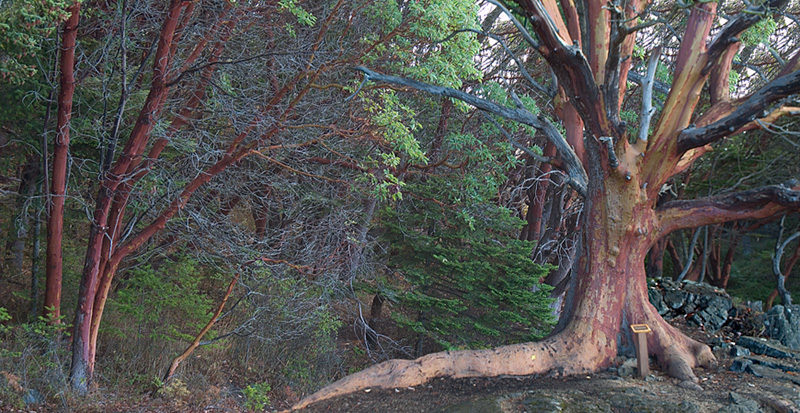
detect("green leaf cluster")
[0,0,70,84]
[106,255,216,343]
[362,0,481,88]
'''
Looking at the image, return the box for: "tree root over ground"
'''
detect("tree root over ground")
[287,320,716,411]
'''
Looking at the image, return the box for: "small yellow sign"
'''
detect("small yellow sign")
[630,324,652,333]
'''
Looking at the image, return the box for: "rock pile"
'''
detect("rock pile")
[760,304,800,350]
[648,279,735,333]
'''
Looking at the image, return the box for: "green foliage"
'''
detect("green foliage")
[380,177,555,350]
[0,0,69,84]
[364,90,426,165]
[278,0,317,27]
[243,381,272,410]
[363,0,481,88]
[105,255,215,343]
[740,16,776,47]
[0,307,15,358]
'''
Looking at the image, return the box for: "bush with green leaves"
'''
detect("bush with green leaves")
[243,381,272,410]
[380,177,555,351]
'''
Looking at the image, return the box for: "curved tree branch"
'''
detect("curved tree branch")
[514,0,608,137]
[657,181,800,235]
[705,0,789,73]
[677,69,800,153]
[351,66,588,195]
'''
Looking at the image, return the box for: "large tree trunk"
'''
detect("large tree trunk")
[290,178,714,410]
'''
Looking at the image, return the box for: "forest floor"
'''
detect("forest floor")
[294,318,800,413]
[5,318,799,412]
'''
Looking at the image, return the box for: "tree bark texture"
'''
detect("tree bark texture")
[45,1,80,323]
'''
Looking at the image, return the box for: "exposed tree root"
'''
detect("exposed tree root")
[288,326,617,411]
[627,287,717,383]
[287,291,716,411]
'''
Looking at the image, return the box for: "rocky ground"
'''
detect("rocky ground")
[297,281,800,413]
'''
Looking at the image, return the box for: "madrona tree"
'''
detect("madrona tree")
[292,0,800,408]
[44,0,485,393]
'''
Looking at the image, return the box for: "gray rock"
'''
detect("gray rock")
[648,280,733,333]
[744,354,800,373]
[719,392,762,413]
[763,305,800,350]
[745,364,800,386]
[737,336,799,359]
[678,400,702,413]
[648,288,669,316]
[745,301,764,313]
[730,358,753,373]
[731,346,751,357]
[664,289,687,310]
[677,380,703,391]
[617,358,637,378]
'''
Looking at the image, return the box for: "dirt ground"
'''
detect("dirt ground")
[294,319,800,413]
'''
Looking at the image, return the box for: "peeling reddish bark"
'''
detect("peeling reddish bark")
[70,0,189,392]
[71,0,352,392]
[45,1,80,323]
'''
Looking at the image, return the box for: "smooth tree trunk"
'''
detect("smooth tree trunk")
[45,1,81,323]
[70,0,186,392]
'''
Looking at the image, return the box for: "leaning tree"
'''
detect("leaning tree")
[292,0,800,408]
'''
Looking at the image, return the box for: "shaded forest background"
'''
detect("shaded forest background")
[0,0,798,410]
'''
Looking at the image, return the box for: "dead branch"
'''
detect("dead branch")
[351,66,588,195]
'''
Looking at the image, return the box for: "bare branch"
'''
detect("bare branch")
[774,215,798,306]
[483,0,541,49]
[437,28,553,97]
[677,69,800,153]
[638,47,661,143]
[352,66,588,195]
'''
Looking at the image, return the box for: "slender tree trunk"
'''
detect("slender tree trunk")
[520,142,556,242]
[9,155,39,272]
[28,185,44,322]
[45,1,81,323]
[70,0,184,392]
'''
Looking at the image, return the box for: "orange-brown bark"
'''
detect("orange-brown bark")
[45,1,80,323]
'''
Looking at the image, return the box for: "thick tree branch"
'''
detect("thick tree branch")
[705,0,789,73]
[677,69,800,153]
[657,181,800,235]
[352,66,588,195]
[514,0,609,138]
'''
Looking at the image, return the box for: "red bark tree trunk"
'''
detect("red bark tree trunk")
[45,1,80,323]
[69,0,185,393]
